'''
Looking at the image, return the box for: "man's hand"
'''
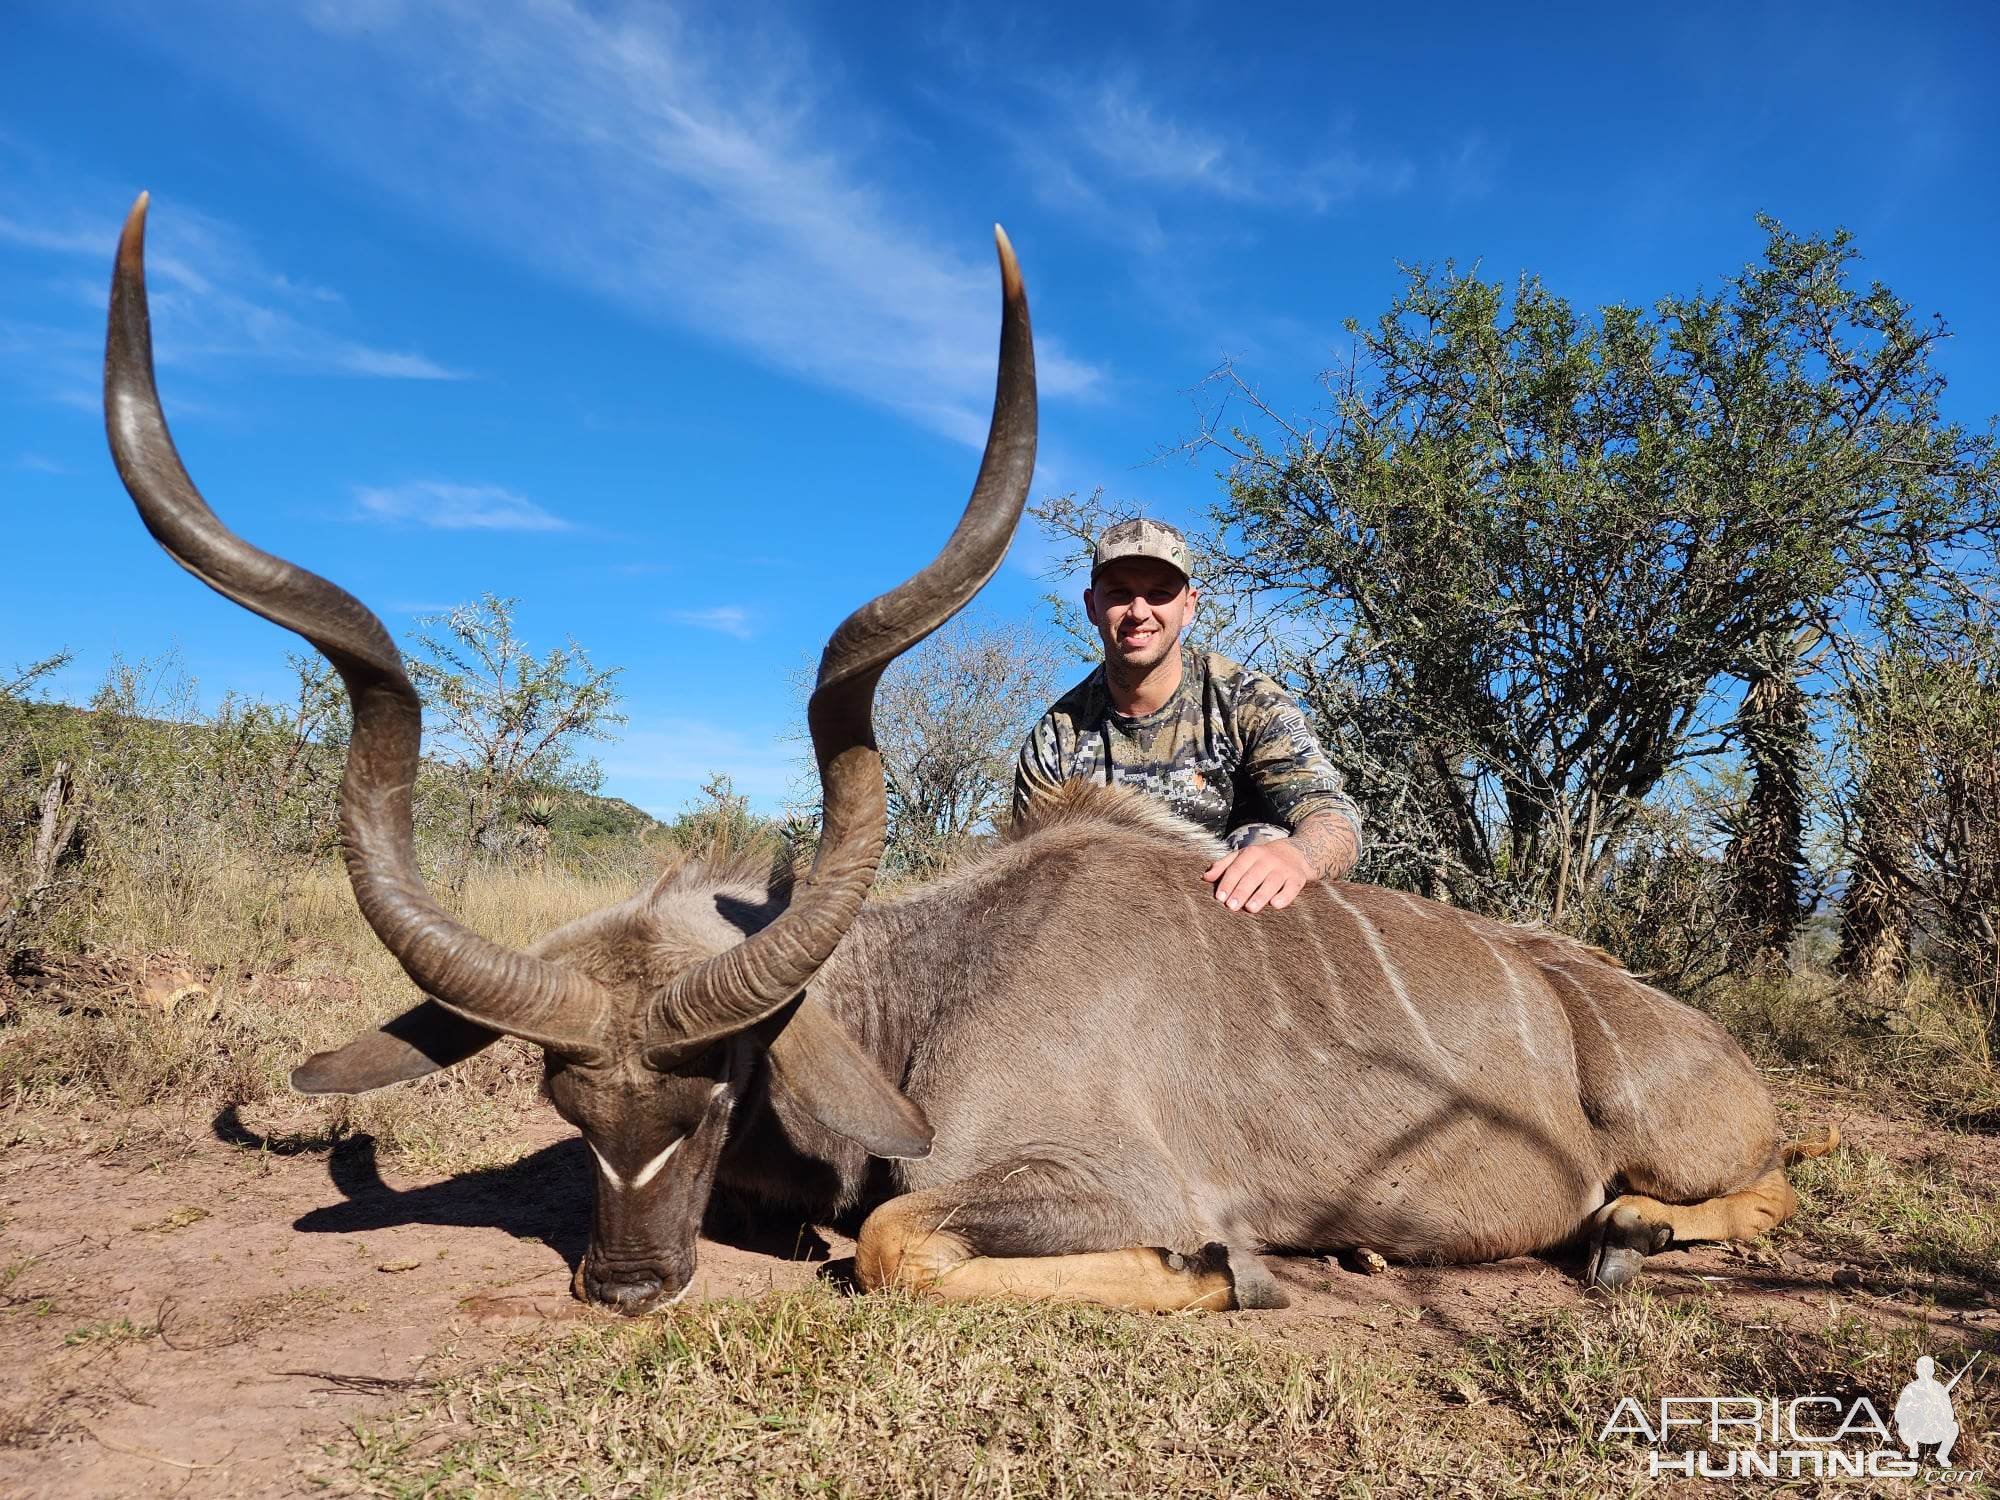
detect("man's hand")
[1202,838,1315,914]
[1200,814,1358,914]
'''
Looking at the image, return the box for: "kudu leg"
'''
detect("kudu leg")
[855,1188,1287,1313]
[1585,1167,1798,1288]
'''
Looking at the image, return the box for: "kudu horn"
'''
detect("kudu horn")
[104,192,613,1059]
[648,227,1037,1055]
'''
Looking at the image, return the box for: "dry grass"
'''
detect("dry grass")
[1,858,646,1171]
[1784,1137,2000,1301]
[340,1288,1994,1498]
[347,1291,1449,1498]
[1471,1293,1996,1487]
[1695,965,2000,1128]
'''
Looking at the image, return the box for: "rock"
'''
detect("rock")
[138,955,214,1019]
[1329,1247,1390,1276]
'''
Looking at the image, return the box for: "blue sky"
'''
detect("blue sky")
[4,1,1997,818]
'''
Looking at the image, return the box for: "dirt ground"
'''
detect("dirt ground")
[1,1096,1993,1498]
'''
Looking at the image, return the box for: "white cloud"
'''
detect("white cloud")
[0,203,461,382]
[1436,131,1503,204]
[666,606,754,640]
[17,452,71,474]
[126,1,1103,445]
[0,221,104,258]
[354,481,570,531]
[1004,75,1413,230]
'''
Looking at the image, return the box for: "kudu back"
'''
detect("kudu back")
[104,196,1821,1315]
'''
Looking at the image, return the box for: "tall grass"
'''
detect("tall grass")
[1693,966,2000,1127]
[0,852,651,1171]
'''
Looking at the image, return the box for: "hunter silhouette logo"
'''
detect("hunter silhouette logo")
[1600,1353,1979,1479]
[1895,1354,1973,1469]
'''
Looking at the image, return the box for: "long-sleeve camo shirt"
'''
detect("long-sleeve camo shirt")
[1011,648,1365,851]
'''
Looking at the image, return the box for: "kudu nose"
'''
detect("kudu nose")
[579,1261,669,1314]
[602,1276,663,1313]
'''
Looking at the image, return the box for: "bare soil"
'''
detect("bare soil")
[1,1094,1993,1498]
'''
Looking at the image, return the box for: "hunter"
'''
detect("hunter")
[1013,518,1363,913]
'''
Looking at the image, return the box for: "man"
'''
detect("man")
[1013,518,1362,913]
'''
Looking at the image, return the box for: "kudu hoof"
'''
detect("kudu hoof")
[1227,1247,1292,1310]
[1585,1203,1672,1290]
[1171,1242,1292,1310]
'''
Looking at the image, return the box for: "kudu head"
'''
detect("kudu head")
[103,194,1036,1313]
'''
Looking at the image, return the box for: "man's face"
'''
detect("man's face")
[1085,558,1198,674]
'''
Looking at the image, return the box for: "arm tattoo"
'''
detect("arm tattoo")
[1289,812,1359,880]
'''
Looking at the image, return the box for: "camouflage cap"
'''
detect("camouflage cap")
[1092,518,1192,582]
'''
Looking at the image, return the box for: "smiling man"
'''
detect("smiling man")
[1013,519,1363,913]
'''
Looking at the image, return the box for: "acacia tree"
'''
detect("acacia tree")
[206,653,350,860]
[0,652,79,954]
[668,773,768,861]
[1190,218,1999,919]
[408,595,625,871]
[784,616,1062,878]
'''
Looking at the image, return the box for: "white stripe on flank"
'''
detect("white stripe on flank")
[1548,961,1647,1122]
[1326,888,1456,1079]
[1393,890,1435,922]
[589,1136,684,1192]
[1470,929,1540,1062]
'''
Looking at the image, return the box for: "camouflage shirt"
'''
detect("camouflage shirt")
[1011,649,1364,848]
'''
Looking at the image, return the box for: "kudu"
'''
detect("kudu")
[106,195,1827,1316]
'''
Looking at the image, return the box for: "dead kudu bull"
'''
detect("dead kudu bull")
[105,195,1828,1316]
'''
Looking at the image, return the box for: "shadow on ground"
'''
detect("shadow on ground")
[210,1104,831,1279]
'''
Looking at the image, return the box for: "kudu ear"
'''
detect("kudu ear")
[292,1000,501,1095]
[765,1000,933,1160]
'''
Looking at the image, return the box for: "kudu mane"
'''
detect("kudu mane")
[646,781,1637,1001]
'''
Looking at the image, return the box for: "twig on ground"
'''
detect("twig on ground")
[87,1426,231,1470]
[273,1368,430,1395]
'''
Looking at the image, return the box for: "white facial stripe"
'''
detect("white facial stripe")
[629,1136,684,1190]
[589,1142,625,1190]
[589,1135,684,1192]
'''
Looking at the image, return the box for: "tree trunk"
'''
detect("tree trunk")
[1726,638,1810,969]
[1836,759,1913,991]
[0,761,84,955]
